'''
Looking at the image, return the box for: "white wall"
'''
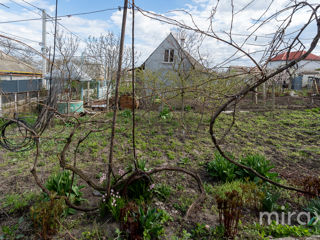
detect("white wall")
[267,60,320,72]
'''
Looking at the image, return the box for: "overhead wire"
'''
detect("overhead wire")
[0,8,120,24]
[1,1,121,43]
[0,30,40,43]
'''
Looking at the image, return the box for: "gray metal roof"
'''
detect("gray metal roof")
[0,50,40,74]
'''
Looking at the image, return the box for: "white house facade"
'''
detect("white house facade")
[267,51,320,89]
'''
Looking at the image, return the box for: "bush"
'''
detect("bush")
[213,180,264,210]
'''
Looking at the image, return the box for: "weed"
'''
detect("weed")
[261,184,280,212]
[254,221,312,238]
[159,107,172,120]
[206,151,237,182]
[153,184,172,201]
[2,191,38,213]
[191,223,210,239]
[100,190,126,221]
[216,190,243,238]
[305,198,320,216]
[0,217,25,240]
[45,170,85,205]
[207,152,279,183]
[167,151,176,160]
[173,197,193,215]
[30,195,66,239]
[178,157,190,166]
[119,201,171,240]
[139,206,172,240]
[238,154,279,182]
[184,105,192,112]
[171,230,192,240]
[121,109,132,118]
[210,225,225,239]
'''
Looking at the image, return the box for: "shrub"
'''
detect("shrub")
[297,176,320,198]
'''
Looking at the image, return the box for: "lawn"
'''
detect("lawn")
[0,108,319,239]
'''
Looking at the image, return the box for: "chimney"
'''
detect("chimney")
[181,37,185,48]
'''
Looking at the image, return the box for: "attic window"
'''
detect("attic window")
[164,49,174,63]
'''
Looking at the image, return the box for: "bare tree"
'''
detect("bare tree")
[86,32,120,110]
[55,29,80,101]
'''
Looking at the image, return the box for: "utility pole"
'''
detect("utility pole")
[41,9,47,89]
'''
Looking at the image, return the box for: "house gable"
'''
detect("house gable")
[143,33,194,72]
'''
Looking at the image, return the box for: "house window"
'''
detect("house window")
[164,49,174,62]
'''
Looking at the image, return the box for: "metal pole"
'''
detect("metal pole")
[42,9,47,89]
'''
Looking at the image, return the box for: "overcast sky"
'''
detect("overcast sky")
[0,0,319,67]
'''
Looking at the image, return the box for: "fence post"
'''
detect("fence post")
[254,87,258,105]
[26,91,30,111]
[87,81,90,102]
[14,92,18,112]
[97,81,100,99]
[0,93,2,117]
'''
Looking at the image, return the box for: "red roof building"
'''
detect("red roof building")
[270,51,320,62]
